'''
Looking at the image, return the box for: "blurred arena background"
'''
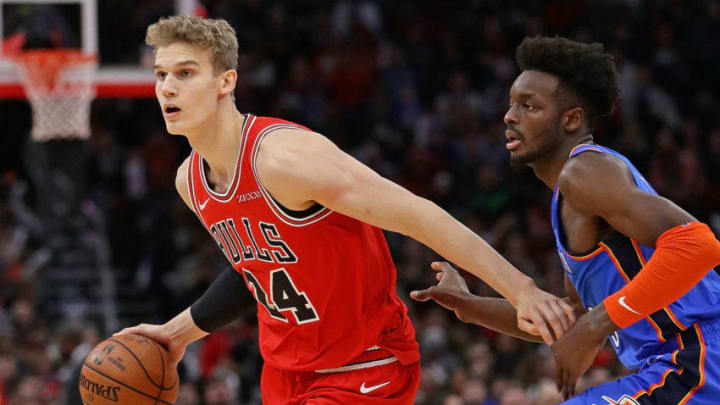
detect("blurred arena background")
[1,0,719,404]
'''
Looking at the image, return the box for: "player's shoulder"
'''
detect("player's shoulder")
[558,148,627,193]
[175,154,194,212]
[253,114,311,131]
[257,126,331,164]
[250,115,332,173]
[176,155,191,188]
[255,116,316,146]
[558,148,636,213]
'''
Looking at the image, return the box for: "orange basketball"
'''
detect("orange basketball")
[79,334,179,405]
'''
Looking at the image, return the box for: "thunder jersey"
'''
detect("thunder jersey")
[551,144,720,370]
[186,114,419,371]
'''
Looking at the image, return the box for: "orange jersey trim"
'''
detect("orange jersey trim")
[566,246,604,261]
[631,324,706,402]
[568,144,605,158]
[678,324,706,405]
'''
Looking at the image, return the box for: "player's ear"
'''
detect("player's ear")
[219,69,237,96]
[563,107,584,133]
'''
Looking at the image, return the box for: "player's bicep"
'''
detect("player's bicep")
[559,153,695,247]
[601,191,695,246]
[315,169,429,235]
[175,156,195,213]
[256,130,426,235]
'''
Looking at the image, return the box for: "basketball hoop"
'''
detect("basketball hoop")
[13,49,98,142]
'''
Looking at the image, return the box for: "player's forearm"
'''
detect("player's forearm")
[604,222,720,328]
[409,201,535,305]
[189,266,252,333]
[455,295,544,342]
[164,308,208,346]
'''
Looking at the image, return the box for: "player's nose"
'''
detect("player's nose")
[159,77,178,97]
[504,105,518,126]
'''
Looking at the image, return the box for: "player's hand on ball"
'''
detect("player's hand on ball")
[514,284,576,345]
[114,323,186,366]
[80,334,179,404]
[410,262,473,321]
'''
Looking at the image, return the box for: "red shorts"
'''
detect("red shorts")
[261,356,420,404]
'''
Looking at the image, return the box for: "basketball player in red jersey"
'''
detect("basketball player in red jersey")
[116,16,574,403]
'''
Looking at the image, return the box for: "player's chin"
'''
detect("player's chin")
[508,150,523,163]
[164,122,185,135]
[509,150,532,167]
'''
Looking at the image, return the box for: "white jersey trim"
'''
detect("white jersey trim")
[314,356,398,374]
[199,114,256,202]
[250,124,334,227]
[188,151,209,229]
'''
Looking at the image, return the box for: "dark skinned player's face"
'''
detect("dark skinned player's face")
[504,70,566,166]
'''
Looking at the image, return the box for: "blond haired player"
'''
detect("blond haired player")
[117,16,574,404]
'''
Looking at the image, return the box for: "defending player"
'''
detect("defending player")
[116,17,574,404]
[412,36,720,404]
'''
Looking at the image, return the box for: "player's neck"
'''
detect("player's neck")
[186,103,245,181]
[532,138,594,189]
[531,147,571,189]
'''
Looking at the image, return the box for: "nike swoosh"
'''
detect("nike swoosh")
[199,198,210,210]
[618,296,641,315]
[360,381,390,394]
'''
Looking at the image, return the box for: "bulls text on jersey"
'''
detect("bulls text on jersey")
[209,218,297,265]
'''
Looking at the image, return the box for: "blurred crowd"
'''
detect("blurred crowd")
[2,0,720,404]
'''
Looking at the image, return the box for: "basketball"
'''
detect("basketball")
[79,334,179,405]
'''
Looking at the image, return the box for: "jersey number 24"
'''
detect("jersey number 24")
[243,268,319,324]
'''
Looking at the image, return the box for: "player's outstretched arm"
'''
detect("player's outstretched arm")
[412,262,545,342]
[255,129,575,344]
[411,262,586,343]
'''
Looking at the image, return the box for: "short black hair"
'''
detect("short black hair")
[516,36,619,126]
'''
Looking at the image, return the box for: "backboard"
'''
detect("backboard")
[0,0,200,99]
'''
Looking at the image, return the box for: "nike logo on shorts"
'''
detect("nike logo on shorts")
[360,381,390,394]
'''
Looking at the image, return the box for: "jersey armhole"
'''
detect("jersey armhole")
[269,195,325,219]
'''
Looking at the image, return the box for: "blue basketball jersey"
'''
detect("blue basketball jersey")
[551,144,720,371]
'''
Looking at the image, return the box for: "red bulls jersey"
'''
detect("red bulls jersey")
[186,114,419,371]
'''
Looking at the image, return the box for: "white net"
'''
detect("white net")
[13,50,97,142]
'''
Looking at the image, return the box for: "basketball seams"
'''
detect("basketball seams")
[153,340,167,404]
[81,363,175,405]
[108,337,176,390]
[108,337,162,388]
[156,343,178,392]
